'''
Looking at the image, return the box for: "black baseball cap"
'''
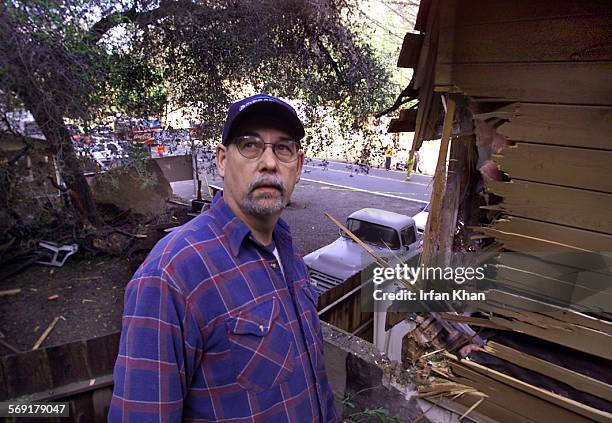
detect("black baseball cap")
[221,94,305,146]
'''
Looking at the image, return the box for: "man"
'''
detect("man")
[384,145,393,170]
[109,94,339,422]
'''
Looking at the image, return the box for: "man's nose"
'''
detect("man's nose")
[258,144,278,172]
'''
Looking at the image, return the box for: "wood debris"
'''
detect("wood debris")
[32,316,62,350]
[0,288,21,297]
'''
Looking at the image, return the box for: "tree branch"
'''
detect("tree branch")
[315,37,345,85]
[374,80,418,118]
[88,0,200,43]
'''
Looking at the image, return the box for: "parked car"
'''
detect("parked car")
[91,142,126,169]
[413,202,429,234]
[304,208,421,293]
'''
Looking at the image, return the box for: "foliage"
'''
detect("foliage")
[116,0,394,149]
[108,52,168,119]
[342,389,400,422]
[0,0,395,228]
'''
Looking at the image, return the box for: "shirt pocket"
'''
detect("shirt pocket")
[226,297,296,393]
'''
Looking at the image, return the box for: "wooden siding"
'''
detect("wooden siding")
[407,0,612,420]
[477,103,612,150]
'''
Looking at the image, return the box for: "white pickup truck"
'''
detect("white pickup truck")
[304,208,421,293]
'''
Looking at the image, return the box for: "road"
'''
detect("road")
[173,158,432,205]
[301,158,431,203]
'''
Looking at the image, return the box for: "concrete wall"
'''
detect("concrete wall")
[322,322,462,423]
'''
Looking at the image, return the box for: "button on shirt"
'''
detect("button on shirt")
[109,193,338,422]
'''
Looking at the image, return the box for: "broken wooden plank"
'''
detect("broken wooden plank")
[488,216,612,252]
[484,341,612,402]
[439,313,506,330]
[435,62,612,105]
[0,288,21,297]
[480,289,612,334]
[476,226,593,253]
[492,265,611,312]
[494,143,612,193]
[496,252,612,290]
[438,15,612,63]
[32,316,62,350]
[481,103,612,150]
[485,180,612,234]
[451,358,612,422]
[449,364,594,423]
[438,393,535,423]
[482,311,612,361]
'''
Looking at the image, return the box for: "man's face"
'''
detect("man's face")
[217,117,304,221]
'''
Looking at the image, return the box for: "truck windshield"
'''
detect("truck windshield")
[345,218,401,249]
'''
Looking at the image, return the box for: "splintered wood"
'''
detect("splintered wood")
[32,316,63,350]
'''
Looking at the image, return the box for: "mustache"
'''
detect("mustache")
[247,175,286,195]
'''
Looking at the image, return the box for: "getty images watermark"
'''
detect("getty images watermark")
[359,251,612,313]
[371,263,488,302]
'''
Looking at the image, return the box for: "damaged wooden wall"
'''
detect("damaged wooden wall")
[393,0,612,421]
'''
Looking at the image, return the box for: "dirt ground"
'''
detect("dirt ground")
[0,256,131,354]
[0,181,422,355]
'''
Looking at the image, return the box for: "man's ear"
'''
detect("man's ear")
[216,143,227,178]
[295,151,304,183]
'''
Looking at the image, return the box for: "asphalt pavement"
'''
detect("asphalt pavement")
[173,158,432,204]
[302,158,431,204]
[170,158,430,254]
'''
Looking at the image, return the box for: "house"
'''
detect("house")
[384,0,612,421]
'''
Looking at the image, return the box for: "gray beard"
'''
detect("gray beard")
[238,175,287,217]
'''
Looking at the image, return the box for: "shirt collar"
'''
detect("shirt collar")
[209,192,291,257]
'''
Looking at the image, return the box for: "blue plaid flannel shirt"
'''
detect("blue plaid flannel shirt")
[109,193,339,422]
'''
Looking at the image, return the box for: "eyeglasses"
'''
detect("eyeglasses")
[233,135,300,163]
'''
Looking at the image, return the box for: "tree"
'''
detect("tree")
[0,0,393,228]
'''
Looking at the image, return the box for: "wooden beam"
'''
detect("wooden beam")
[422,94,456,265]
[484,341,612,402]
[435,62,612,105]
[485,180,612,234]
[438,15,612,63]
[494,143,612,193]
[437,176,460,253]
